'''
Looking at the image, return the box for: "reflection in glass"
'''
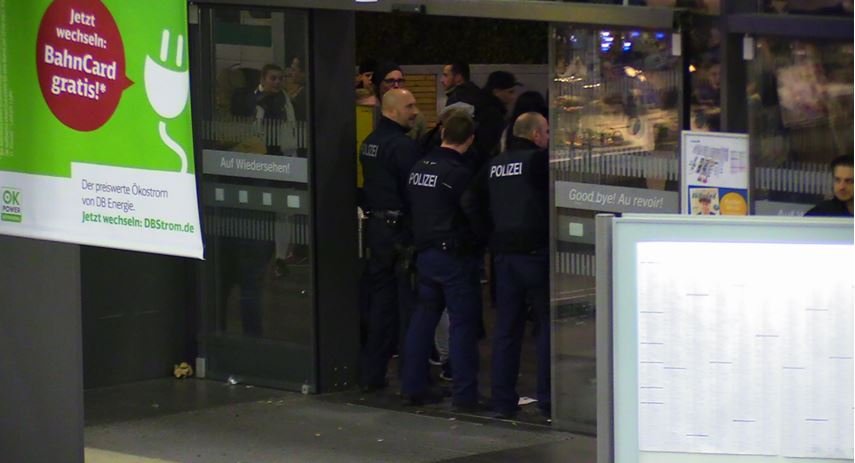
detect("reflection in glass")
[748,38,853,209]
[689,25,721,132]
[199,9,313,344]
[552,26,680,190]
[204,10,309,157]
[540,0,722,13]
[207,209,312,343]
[629,0,721,14]
[765,0,853,16]
[549,25,681,432]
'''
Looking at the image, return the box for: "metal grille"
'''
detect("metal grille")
[201,116,308,151]
[754,163,832,195]
[203,208,275,241]
[552,147,680,183]
[290,214,310,245]
[554,251,596,277]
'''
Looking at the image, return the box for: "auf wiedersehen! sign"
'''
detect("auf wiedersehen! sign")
[555,181,679,214]
[0,0,202,258]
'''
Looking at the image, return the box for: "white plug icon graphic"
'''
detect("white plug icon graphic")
[144,29,190,173]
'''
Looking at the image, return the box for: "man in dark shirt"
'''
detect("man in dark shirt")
[474,71,521,167]
[442,62,480,107]
[358,88,423,392]
[401,112,488,408]
[805,155,853,217]
[486,112,551,419]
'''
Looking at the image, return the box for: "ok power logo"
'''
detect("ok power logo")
[1,187,22,223]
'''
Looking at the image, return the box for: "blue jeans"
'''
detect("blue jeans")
[402,248,482,405]
[491,251,551,414]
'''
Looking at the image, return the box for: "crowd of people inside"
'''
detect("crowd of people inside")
[356,60,552,420]
[353,57,852,422]
[213,54,851,417]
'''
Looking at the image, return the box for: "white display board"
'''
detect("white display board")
[612,215,854,463]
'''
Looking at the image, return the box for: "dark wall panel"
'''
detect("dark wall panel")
[310,9,360,392]
[0,236,83,463]
[82,246,195,388]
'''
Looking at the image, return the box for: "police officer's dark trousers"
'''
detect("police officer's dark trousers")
[402,247,482,405]
[359,218,415,388]
[491,251,550,415]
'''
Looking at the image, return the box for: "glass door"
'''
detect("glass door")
[548,23,683,433]
[192,5,315,391]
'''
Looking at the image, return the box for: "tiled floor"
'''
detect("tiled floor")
[84,379,594,463]
[83,269,599,462]
[86,448,177,463]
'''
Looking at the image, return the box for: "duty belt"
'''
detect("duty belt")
[428,238,475,256]
[366,209,404,227]
[365,209,403,218]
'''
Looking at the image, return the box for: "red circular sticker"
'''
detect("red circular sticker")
[36,0,133,132]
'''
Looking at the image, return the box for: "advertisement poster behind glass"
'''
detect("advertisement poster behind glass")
[681,131,750,216]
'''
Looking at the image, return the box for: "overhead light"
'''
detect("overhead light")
[355,0,379,3]
[624,66,642,78]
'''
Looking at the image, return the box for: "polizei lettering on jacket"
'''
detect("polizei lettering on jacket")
[409,172,438,188]
[361,143,379,158]
[490,162,523,178]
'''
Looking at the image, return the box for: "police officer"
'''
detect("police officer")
[401,111,489,408]
[486,112,551,419]
[358,88,422,392]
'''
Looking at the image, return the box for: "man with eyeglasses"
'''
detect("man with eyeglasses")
[372,61,407,97]
[370,61,425,140]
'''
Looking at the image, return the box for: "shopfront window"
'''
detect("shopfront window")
[630,0,721,14]
[689,25,722,131]
[194,7,314,387]
[748,37,853,214]
[544,0,721,13]
[544,0,623,4]
[551,26,681,189]
[764,0,854,15]
[549,24,681,432]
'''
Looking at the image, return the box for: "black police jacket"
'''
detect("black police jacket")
[360,116,422,213]
[418,125,483,173]
[486,137,549,253]
[407,147,489,251]
[804,198,853,217]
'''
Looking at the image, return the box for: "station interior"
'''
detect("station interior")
[1,1,853,462]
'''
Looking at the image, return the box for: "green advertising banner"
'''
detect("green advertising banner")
[0,0,202,258]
